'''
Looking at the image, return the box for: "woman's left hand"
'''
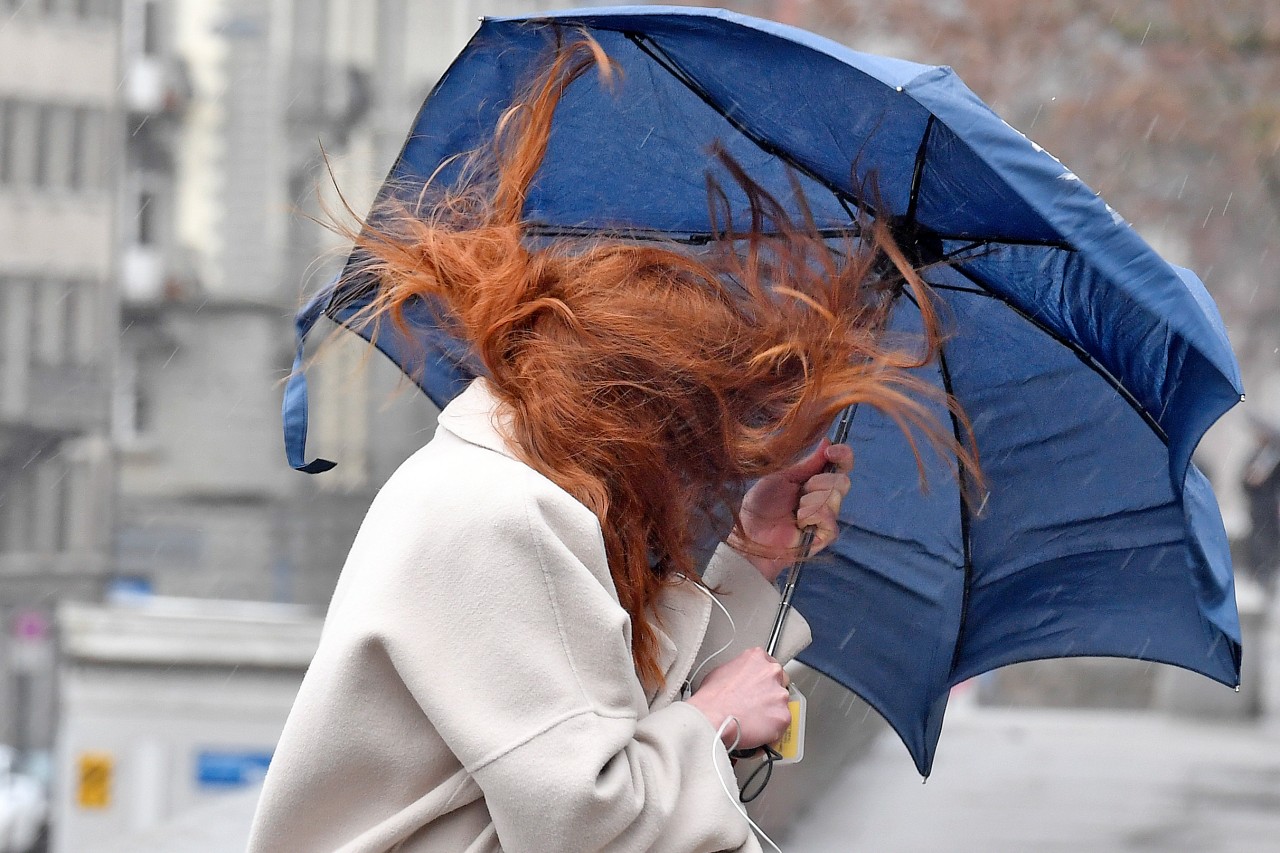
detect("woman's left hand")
[729,439,854,583]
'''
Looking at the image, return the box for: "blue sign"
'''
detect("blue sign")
[195,749,272,789]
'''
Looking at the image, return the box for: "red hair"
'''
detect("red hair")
[338,37,976,690]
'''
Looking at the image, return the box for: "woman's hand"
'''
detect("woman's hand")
[686,647,791,750]
[729,439,854,583]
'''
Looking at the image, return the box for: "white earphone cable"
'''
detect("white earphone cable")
[687,580,783,852]
[713,716,783,853]
[686,582,737,693]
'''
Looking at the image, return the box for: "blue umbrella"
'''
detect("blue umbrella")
[282,6,1244,777]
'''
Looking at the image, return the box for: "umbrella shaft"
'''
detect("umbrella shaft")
[766,525,817,656]
[766,406,854,656]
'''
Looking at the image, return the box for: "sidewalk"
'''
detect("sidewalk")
[782,591,1280,853]
[782,705,1280,852]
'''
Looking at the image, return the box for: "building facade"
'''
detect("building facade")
[0,0,121,762]
[110,0,587,608]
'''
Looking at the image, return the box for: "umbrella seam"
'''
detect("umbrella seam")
[945,264,1171,446]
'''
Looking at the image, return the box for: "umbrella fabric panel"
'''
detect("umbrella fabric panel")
[391,23,852,237]
[1182,463,1242,650]
[954,244,1242,488]
[952,524,1239,688]
[491,7,1063,240]
[528,29,853,233]
[912,118,1072,242]
[611,15,1062,242]
[327,288,476,410]
[937,286,1240,687]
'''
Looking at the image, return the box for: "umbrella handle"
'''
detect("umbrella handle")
[764,405,855,657]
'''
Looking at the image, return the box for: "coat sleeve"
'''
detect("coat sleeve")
[346,458,760,853]
[690,544,812,693]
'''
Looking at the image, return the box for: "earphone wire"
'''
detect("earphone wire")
[686,582,738,694]
[690,581,784,852]
[713,716,784,853]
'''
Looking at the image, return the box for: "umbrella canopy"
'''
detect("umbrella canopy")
[282,6,1244,777]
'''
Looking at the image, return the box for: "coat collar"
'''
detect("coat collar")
[436,378,521,461]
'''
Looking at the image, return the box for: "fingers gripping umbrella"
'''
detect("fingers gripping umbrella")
[282,7,1244,777]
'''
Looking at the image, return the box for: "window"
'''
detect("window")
[0,101,41,187]
[0,278,34,412]
[67,282,97,365]
[0,99,11,185]
[33,282,72,367]
[72,108,107,190]
[0,466,35,554]
[114,344,154,445]
[141,0,159,56]
[30,453,71,554]
[137,189,155,245]
[0,101,106,192]
[41,105,77,190]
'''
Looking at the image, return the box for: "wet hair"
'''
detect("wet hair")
[336,35,976,690]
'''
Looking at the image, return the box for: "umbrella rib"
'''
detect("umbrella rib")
[523,222,862,245]
[901,289,974,678]
[936,234,1074,251]
[945,264,1170,445]
[624,32,880,221]
[935,339,974,678]
[904,115,935,227]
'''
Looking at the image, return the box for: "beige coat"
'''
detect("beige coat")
[248,379,810,852]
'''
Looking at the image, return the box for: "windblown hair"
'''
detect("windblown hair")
[337,36,977,690]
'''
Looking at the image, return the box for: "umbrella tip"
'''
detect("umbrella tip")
[1235,685,1242,693]
[921,775,929,785]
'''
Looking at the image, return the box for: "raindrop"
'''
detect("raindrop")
[1221,192,1232,216]
[1139,22,1152,45]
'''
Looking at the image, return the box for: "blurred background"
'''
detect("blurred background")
[0,1,1277,850]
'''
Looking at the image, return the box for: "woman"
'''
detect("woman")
[249,37,966,853]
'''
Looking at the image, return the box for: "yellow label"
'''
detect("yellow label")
[774,700,802,758]
[78,753,113,809]
[771,685,806,764]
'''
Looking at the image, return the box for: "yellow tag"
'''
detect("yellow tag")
[771,685,806,764]
[78,752,113,809]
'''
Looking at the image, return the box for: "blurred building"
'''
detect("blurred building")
[110,0,610,603]
[0,0,121,762]
[111,0,445,609]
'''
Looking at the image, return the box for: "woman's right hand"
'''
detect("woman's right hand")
[686,647,791,750]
